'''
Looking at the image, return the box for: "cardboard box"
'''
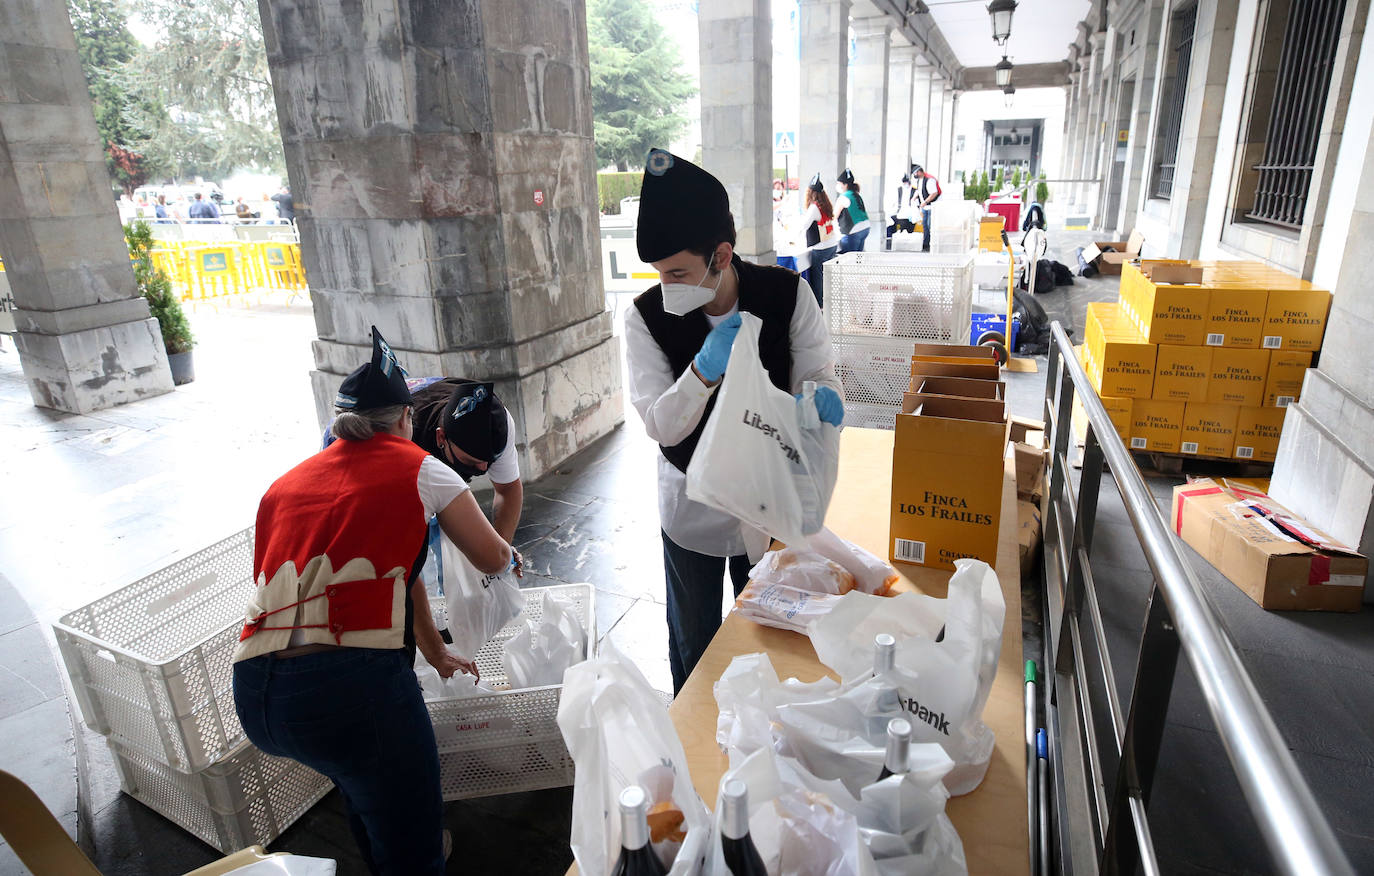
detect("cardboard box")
[903,375,1005,412]
[891,397,1007,571]
[1089,335,1156,399]
[1234,406,1286,462]
[1262,289,1332,351]
[1204,288,1268,348]
[1140,260,1203,286]
[1013,442,1045,503]
[1152,345,1212,402]
[1017,499,1042,578]
[1181,402,1239,458]
[910,359,1002,382]
[1207,347,1270,406]
[979,216,1006,252]
[911,342,998,360]
[1100,394,1134,442]
[1264,350,1312,407]
[1120,262,1210,345]
[1129,399,1185,453]
[1171,479,1366,611]
[1084,228,1144,275]
[1009,415,1046,444]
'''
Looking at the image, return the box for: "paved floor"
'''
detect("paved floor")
[2,232,1371,874]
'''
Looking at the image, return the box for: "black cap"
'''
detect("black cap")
[901,173,910,184]
[808,173,824,192]
[837,168,855,185]
[441,380,507,463]
[636,149,732,263]
[911,163,924,175]
[335,327,411,411]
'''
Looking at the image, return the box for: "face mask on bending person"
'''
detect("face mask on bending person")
[661,253,725,316]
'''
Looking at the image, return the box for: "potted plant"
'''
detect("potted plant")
[124,220,195,384]
[1036,171,1050,204]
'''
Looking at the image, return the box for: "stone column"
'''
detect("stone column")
[798,0,850,183]
[1071,60,1092,208]
[939,84,954,180]
[946,90,959,185]
[700,0,774,263]
[0,0,174,414]
[849,17,890,250]
[909,66,933,174]
[884,46,917,201]
[258,0,621,481]
[925,73,945,171]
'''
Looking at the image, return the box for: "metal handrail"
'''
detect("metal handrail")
[1042,322,1353,875]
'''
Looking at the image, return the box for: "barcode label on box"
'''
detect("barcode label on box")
[1130,437,1147,449]
[893,538,926,563]
[1181,442,1200,454]
[1206,333,1225,346]
[1236,446,1255,458]
[1277,396,1294,407]
[1263,336,1282,349]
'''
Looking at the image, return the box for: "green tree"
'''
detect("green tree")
[588,0,696,171]
[68,0,166,193]
[124,221,193,354]
[1036,171,1050,203]
[125,0,283,180]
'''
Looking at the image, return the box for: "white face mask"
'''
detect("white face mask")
[661,260,724,316]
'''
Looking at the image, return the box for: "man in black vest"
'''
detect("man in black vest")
[911,164,942,252]
[625,149,844,694]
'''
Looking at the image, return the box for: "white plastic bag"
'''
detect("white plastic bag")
[441,534,523,662]
[714,653,842,757]
[686,312,840,550]
[223,854,337,875]
[502,591,588,688]
[749,548,856,595]
[736,580,844,634]
[558,645,713,875]
[804,528,901,596]
[807,560,1005,795]
[413,650,494,701]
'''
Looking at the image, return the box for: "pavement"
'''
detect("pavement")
[3,228,1372,874]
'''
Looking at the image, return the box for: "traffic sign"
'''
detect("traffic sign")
[774,131,796,154]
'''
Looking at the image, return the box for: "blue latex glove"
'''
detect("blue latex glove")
[693,312,742,383]
[813,386,844,426]
[794,386,845,427]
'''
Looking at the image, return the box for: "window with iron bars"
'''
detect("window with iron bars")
[1149,4,1197,200]
[1244,0,1347,229]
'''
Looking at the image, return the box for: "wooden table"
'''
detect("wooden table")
[571,427,1029,875]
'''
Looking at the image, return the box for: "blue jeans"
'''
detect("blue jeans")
[922,208,932,251]
[233,649,444,876]
[662,531,751,694]
[838,226,869,254]
[807,245,838,308]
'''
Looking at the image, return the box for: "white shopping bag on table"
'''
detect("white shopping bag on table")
[806,560,1005,795]
[686,313,840,552]
[440,534,523,663]
[558,645,713,875]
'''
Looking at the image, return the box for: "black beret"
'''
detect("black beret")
[837,168,855,185]
[335,326,411,411]
[635,149,733,263]
[441,380,507,463]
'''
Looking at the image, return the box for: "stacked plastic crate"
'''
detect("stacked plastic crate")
[824,251,975,428]
[53,528,595,853]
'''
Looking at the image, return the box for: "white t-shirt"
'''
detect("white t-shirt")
[802,203,840,251]
[481,410,520,485]
[419,455,471,515]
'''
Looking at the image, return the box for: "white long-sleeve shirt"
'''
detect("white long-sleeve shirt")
[625,274,842,558]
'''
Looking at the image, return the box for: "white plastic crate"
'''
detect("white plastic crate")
[825,251,973,344]
[110,736,332,855]
[54,528,256,773]
[833,334,919,430]
[425,583,594,800]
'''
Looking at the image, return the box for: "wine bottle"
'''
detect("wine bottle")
[720,780,767,875]
[872,632,896,676]
[876,717,913,781]
[611,785,668,876]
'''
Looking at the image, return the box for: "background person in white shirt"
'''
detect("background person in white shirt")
[624,148,844,694]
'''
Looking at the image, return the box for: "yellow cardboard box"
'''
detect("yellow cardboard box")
[1207,347,1270,406]
[1261,289,1331,351]
[1264,350,1312,407]
[979,216,1006,252]
[1204,288,1268,348]
[1129,399,1185,453]
[1070,393,1133,445]
[1086,304,1156,398]
[1234,406,1286,462]
[1120,262,1210,345]
[890,396,1007,571]
[1152,345,1212,402]
[1181,402,1239,458]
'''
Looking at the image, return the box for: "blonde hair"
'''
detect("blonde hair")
[332,404,407,441]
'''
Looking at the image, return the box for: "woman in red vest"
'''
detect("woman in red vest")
[232,328,516,875]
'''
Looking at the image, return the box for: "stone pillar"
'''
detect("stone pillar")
[925,73,944,171]
[885,46,917,202]
[1071,61,1091,208]
[939,84,954,180]
[849,17,890,250]
[798,0,850,183]
[0,0,174,414]
[700,0,774,263]
[909,66,933,173]
[946,91,959,185]
[258,0,621,482]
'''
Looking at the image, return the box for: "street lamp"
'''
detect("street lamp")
[995,56,1013,88]
[988,0,1017,45]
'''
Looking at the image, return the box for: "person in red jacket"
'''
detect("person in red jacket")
[232,328,519,875]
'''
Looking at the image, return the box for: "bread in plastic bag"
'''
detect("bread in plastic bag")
[502,590,587,688]
[803,527,901,596]
[558,645,712,875]
[686,312,840,550]
[806,559,1005,795]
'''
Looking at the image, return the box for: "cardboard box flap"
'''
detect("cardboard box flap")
[1142,260,1204,286]
[1009,415,1046,444]
[1082,242,1104,263]
[903,393,1007,420]
[900,396,1009,457]
[910,343,997,361]
[910,360,1002,383]
[916,375,1006,400]
[1126,228,1145,256]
